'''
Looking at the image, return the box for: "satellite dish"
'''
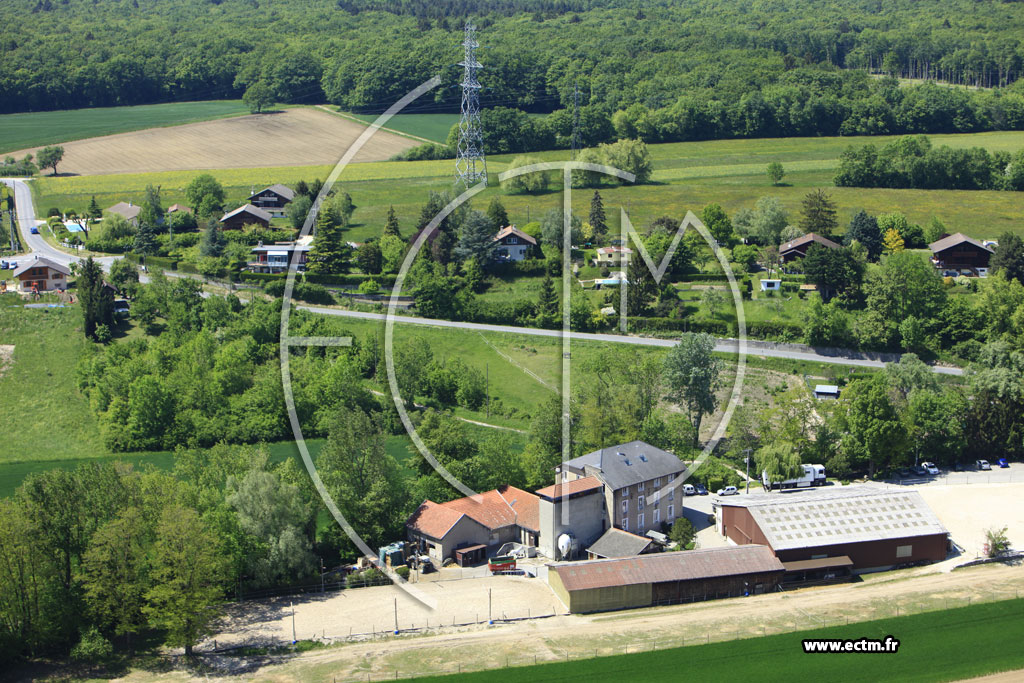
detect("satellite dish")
[557,533,574,560]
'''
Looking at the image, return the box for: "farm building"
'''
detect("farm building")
[586,527,653,559]
[406,486,540,564]
[220,204,271,230]
[715,485,949,572]
[547,545,784,613]
[536,476,608,560]
[557,441,687,537]
[13,256,69,292]
[929,233,993,273]
[813,384,840,400]
[248,184,295,217]
[779,233,840,262]
[492,226,536,262]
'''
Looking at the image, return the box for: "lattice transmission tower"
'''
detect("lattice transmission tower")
[455,22,487,187]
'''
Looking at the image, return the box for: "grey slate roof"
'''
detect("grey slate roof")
[105,201,141,221]
[716,485,948,551]
[250,184,295,202]
[586,528,653,559]
[220,204,272,223]
[561,441,686,491]
[13,256,70,277]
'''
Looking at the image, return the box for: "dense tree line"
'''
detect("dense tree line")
[4,0,1024,148]
[835,134,1024,190]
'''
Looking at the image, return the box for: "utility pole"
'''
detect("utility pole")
[393,598,399,634]
[571,79,581,161]
[455,22,487,187]
[291,601,296,644]
[743,448,753,494]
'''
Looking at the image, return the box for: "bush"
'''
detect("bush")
[264,280,335,304]
[669,517,696,548]
[71,626,113,663]
[46,207,61,217]
[358,278,380,294]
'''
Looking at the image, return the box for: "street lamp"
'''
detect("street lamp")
[743,449,753,495]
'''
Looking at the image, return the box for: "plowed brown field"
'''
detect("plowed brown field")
[14,107,415,176]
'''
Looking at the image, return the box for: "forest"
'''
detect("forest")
[4,0,1024,147]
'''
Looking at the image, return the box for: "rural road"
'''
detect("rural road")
[3,177,963,376]
[297,306,965,375]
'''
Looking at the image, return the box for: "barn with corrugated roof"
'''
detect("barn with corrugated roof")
[546,545,784,613]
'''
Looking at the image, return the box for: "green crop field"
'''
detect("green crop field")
[345,112,460,144]
[30,129,1024,246]
[0,100,252,154]
[417,599,1024,683]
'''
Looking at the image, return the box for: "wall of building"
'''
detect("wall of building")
[651,570,783,605]
[538,491,607,560]
[548,572,653,614]
[410,515,489,563]
[720,505,948,571]
[774,535,948,571]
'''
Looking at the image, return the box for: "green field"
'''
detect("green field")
[0,100,252,154]
[345,112,460,144]
[418,599,1024,683]
[30,130,1024,245]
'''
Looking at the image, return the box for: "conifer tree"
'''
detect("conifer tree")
[383,205,401,237]
[589,190,607,242]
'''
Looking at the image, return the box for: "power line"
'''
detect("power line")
[455,21,487,187]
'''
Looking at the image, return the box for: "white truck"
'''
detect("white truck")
[762,464,826,490]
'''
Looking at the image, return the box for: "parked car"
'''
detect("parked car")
[942,270,959,278]
[696,483,708,495]
[897,467,912,478]
[912,464,927,476]
[998,458,1010,468]
[0,261,7,270]
[960,269,974,276]
[29,226,38,234]
[977,268,989,278]
[922,461,940,475]
[954,462,966,472]
[113,300,130,317]
[682,484,696,496]
[977,459,991,470]
[717,485,739,496]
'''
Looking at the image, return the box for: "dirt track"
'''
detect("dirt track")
[154,562,1024,683]
[11,107,416,176]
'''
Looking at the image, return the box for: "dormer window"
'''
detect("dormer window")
[508,236,518,244]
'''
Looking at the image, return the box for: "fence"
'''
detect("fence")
[891,469,1024,486]
[316,585,1024,681]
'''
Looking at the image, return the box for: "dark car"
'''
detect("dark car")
[696,483,708,495]
[954,462,966,472]
[912,465,927,476]
[30,226,39,234]
[897,467,912,478]
[998,458,1010,468]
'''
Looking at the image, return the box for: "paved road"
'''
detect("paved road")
[297,306,964,375]
[3,176,963,377]
[2,177,118,271]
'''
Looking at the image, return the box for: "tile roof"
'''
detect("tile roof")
[407,486,542,539]
[586,528,652,559]
[12,256,70,277]
[535,476,603,501]
[405,501,468,540]
[929,232,993,254]
[220,203,272,223]
[166,203,191,213]
[493,225,537,245]
[780,233,841,253]
[716,485,948,551]
[551,545,783,591]
[561,441,686,491]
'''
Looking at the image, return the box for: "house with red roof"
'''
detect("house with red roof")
[492,225,537,262]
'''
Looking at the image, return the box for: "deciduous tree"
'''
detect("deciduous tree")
[663,333,721,449]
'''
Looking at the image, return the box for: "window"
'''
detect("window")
[638,495,645,511]
[638,480,645,491]
[896,545,913,559]
[654,477,661,488]
[52,273,62,279]
[622,517,629,532]
[621,485,630,497]
[653,508,660,525]
[621,499,628,515]
[508,236,518,244]
[668,487,674,501]
[638,513,644,529]
[668,473,675,483]
[667,504,674,521]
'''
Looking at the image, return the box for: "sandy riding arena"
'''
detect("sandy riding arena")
[12,107,417,176]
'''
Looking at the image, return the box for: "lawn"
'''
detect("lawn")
[0,100,251,154]
[416,599,1024,683]
[344,112,460,144]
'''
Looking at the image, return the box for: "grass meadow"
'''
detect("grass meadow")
[416,599,1024,683]
[344,112,460,143]
[30,129,1024,244]
[0,100,251,154]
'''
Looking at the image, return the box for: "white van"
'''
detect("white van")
[682,484,696,496]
